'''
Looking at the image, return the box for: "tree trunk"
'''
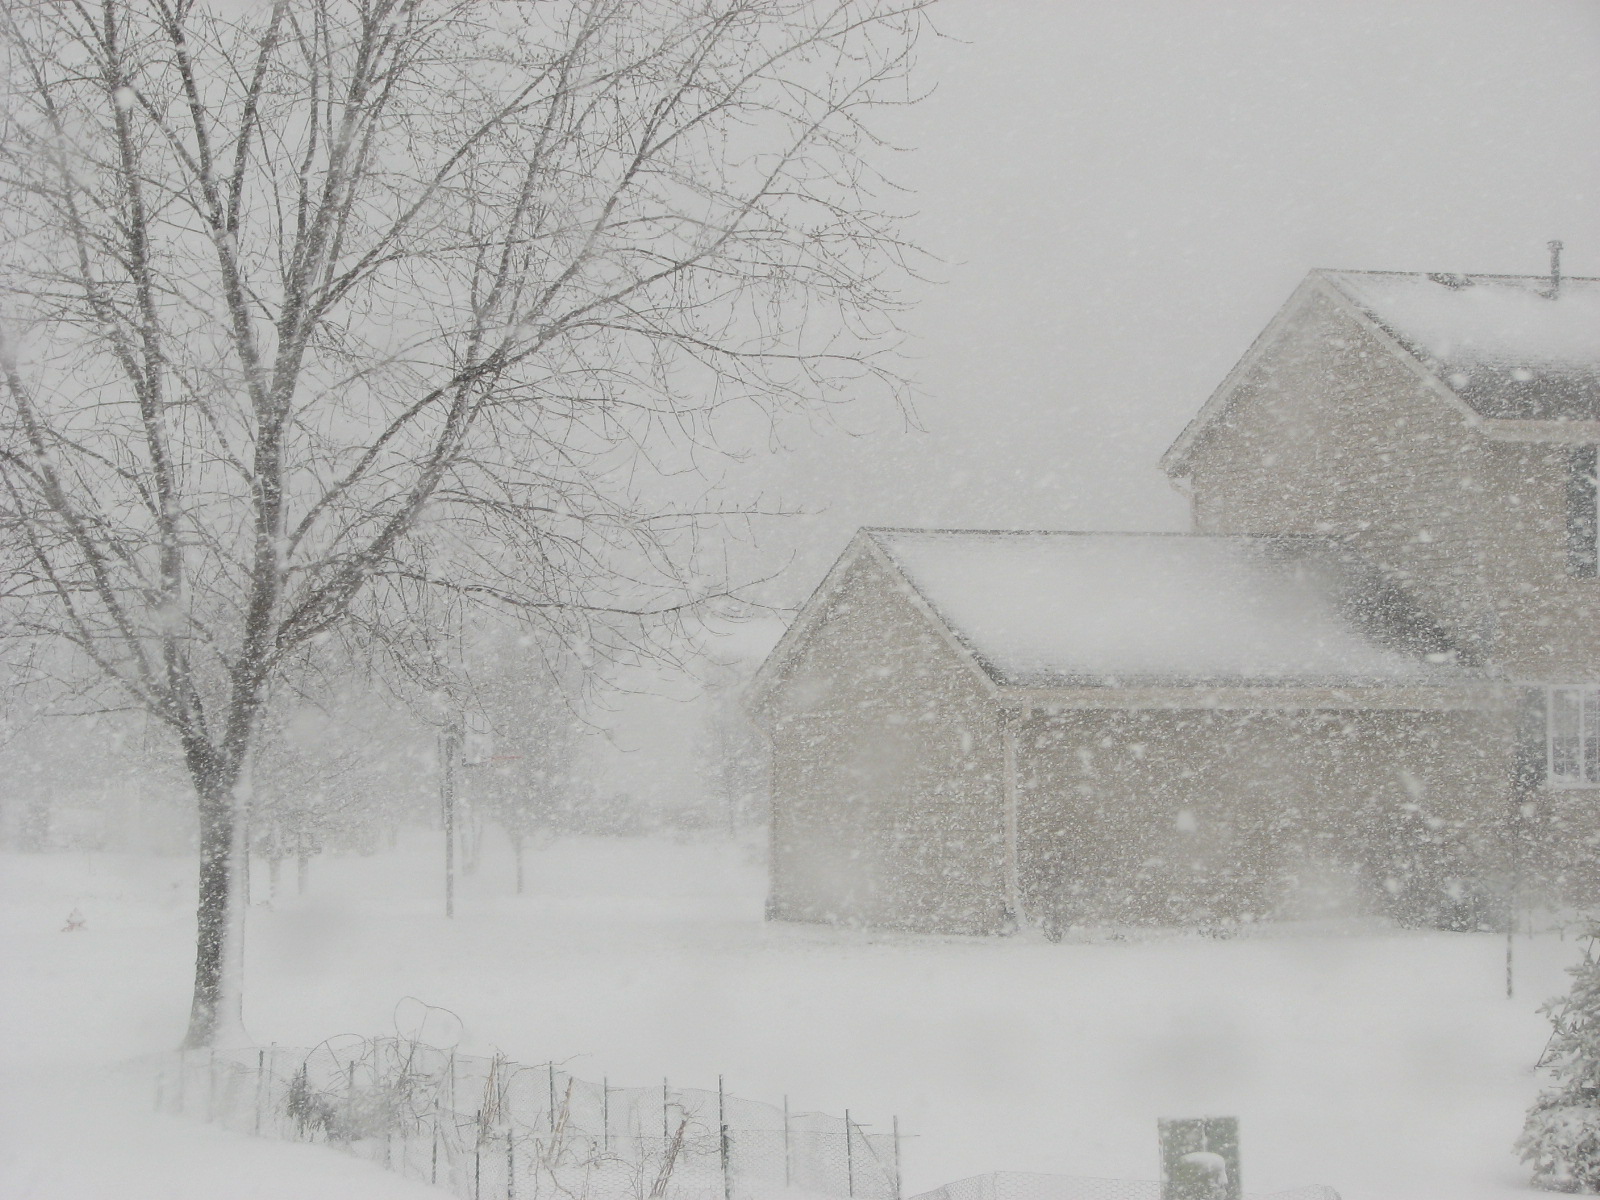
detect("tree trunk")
[182,778,247,1048]
[513,833,525,895]
[465,805,482,875]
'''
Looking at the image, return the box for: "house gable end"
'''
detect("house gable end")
[1163,272,1482,481]
[748,532,997,727]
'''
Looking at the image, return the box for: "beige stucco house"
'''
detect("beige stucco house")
[751,266,1600,935]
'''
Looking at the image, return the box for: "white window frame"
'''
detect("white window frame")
[1548,685,1600,787]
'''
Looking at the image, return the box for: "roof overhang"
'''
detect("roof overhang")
[1160,274,1329,479]
[994,681,1509,713]
[745,532,872,719]
[1477,418,1600,444]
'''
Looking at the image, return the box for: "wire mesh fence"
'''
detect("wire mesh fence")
[155,1038,901,1200]
[907,1170,1341,1200]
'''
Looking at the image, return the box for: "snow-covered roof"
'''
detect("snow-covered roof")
[867,529,1476,688]
[1322,269,1600,420]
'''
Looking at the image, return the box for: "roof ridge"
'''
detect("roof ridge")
[1316,267,1600,284]
[865,527,1332,541]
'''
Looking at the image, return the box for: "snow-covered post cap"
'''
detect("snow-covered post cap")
[1158,1116,1240,1200]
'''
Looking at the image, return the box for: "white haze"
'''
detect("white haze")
[6,4,1600,1199]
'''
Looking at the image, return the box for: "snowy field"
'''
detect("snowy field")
[0,831,1580,1200]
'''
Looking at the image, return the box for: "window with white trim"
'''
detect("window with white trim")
[1549,686,1600,786]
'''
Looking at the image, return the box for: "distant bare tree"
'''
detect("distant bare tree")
[467,649,583,895]
[250,702,384,900]
[0,0,927,1045]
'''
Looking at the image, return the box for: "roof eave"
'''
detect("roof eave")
[1313,272,1492,428]
[993,679,1507,712]
[746,529,1007,721]
[1160,274,1329,479]
[860,534,1004,698]
[1478,417,1600,444]
[745,530,876,718]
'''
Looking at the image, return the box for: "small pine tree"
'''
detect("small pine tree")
[1520,931,1600,1192]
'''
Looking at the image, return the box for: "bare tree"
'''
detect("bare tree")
[0,0,926,1046]
[469,662,583,895]
[251,699,390,900]
[457,622,579,893]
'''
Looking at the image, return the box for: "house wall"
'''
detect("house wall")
[755,548,1010,934]
[1182,288,1496,654]
[1182,285,1600,681]
[1472,438,1600,678]
[1014,703,1515,929]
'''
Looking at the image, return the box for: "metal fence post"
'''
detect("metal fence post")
[265,1044,277,1136]
[845,1110,854,1198]
[893,1117,902,1200]
[154,1038,892,1200]
[719,1075,732,1200]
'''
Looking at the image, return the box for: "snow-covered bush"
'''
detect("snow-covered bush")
[1522,1097,1600,1192]
[1520,930,1600,1191]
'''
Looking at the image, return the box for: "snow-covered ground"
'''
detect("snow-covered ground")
[0,831,1576,1200]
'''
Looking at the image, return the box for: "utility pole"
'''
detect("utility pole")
[441,724,460,919]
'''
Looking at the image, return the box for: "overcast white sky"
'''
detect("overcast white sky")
[726,0,1600,587]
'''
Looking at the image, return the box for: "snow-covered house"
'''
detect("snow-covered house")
[751,266,1600,935]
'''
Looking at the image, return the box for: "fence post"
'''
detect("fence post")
[475,1109,483,1200]
[548,1061,557,1134]
[602,1077,610,1152]
[893,1117,902,1200]
[662,1078,670,1143]
[431,1118,439,1185]
[507,1130,516,1200]
[845,1110,854,1198]
[266,1044,277,1136]
[255,1048,265,1135]
[719,1075,732,1200]
[783,1096,791,1189]
[207,1047,217,1123]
